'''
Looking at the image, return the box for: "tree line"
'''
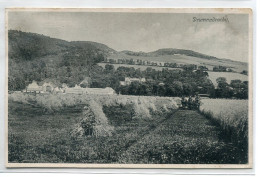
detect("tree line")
[104,58,205,70]
[90,64,248,99]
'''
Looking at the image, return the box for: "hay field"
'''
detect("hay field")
[200,99,248,156]
[8,93,179,163]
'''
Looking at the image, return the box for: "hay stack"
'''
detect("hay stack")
[71,100,114,137]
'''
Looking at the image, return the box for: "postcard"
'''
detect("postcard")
[5,8,253,168]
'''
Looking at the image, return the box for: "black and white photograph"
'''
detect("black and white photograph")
[6,8,253,168]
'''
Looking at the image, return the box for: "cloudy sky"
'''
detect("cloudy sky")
[8,11,249,62]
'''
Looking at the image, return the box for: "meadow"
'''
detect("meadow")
[207,71,248,87]
[8,93,248,164]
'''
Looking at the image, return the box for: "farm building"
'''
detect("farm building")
[65,85,116,95]
[25,81,116,95]
[25,81,42,93]
[85,87,115,95]
[65,84,85,94]
[120,77,146,86]
[25,81,55,93]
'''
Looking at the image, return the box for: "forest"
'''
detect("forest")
[91,64,248,99]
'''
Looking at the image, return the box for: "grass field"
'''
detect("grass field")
[8,93,248,164]
[207,71,248,87]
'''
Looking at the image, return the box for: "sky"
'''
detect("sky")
[8,11,249,62]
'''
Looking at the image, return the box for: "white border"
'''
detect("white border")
[5,7,254,170]
[0,0,257,175]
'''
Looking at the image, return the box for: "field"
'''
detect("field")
[97,63,183,71]
[108,53,248,72]
[200,99,248,160]
[8,93,179,163]
[8,93,248,164]
[207,71,248,87]
[118,110,242,164]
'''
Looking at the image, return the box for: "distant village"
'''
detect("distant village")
[23,80,116,95]
[22,76,167,95]
[23,77,151,95]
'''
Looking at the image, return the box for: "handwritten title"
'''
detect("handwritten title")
[193,16,229,23]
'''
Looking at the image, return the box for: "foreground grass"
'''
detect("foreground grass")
[8,100,175,163]
[199,99,248,163]
[8,98,247,164]
[118,110,247,164]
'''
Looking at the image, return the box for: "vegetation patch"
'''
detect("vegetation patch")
[118,110,247,164]
[199,99,248,163]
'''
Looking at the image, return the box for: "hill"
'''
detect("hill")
[8,30,72,62]
[71,41,116,56]
[120,48,225,61]
[8,30,248,91]
[150,48,218,60]
[8,30,108,90]
[112,49,247,72]
[8,30,114,62]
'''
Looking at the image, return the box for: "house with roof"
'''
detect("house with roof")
[65,84,85,94]
[120,77,146,86]
[25,81,55,93]
[85,87,115,95]
[25,81,43,93]
[65,85,116,95]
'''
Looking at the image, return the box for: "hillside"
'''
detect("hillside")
[8,30,108,90]
[150,48,218,60]
[120,48,231,61]
[8,30,248,91]
[111,50,247,72]
[8,30,113,62]
[71,41,116,56]
[8,30,72,62]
